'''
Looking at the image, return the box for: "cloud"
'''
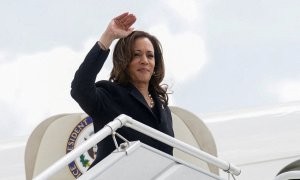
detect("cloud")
[164,0,199,23]
[0,51,7,63]
[0,39,111,136]
[148,24,207,83]
[268,79,300,102]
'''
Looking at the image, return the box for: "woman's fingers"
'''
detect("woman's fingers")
[114,12,129,21]
[113,13,136,30]
[123,15,136,30]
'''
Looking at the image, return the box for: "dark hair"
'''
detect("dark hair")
[109,31,169,105]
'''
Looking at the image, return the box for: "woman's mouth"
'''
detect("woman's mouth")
[137,68,150,72]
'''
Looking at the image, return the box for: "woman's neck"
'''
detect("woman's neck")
[132,82,149,97]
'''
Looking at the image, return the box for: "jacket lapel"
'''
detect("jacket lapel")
[126,84,167,124]
[152,93,167,124]
[127,84,154,114]
[129,87,149,109]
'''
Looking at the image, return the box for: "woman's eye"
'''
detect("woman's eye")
[134,53,140,57]
[148,54,154,58]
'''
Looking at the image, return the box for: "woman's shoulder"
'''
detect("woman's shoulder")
[95,80,128,92]
[95,80,117,88]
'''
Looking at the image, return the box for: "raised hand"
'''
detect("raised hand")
[112,12,136,38]
[99,12,137,49]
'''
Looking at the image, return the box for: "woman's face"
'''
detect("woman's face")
[128,37,155,86]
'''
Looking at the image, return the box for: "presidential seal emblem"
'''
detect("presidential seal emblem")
[66,116,97,178]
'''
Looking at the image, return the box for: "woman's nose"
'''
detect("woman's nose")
[140,55,149,64]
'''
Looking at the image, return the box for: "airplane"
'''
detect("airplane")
[1,101,300,180]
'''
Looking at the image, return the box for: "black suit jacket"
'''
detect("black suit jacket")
[71,42,174,168]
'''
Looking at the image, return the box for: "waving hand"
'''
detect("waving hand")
[99,12,137,49]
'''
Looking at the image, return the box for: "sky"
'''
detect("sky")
[0,0,300,140]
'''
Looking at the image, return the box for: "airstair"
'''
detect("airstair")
[33,114,241,180]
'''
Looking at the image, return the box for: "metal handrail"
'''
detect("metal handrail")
[34,114,241,180]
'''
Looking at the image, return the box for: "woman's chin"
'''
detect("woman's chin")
[132,78,151,85]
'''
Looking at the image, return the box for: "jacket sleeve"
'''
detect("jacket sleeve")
[70,42,110,117]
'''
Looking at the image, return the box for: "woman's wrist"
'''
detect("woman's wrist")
[97,41,107,50]
[98,31,114,50]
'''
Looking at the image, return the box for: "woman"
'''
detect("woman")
[71,12,174,169]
